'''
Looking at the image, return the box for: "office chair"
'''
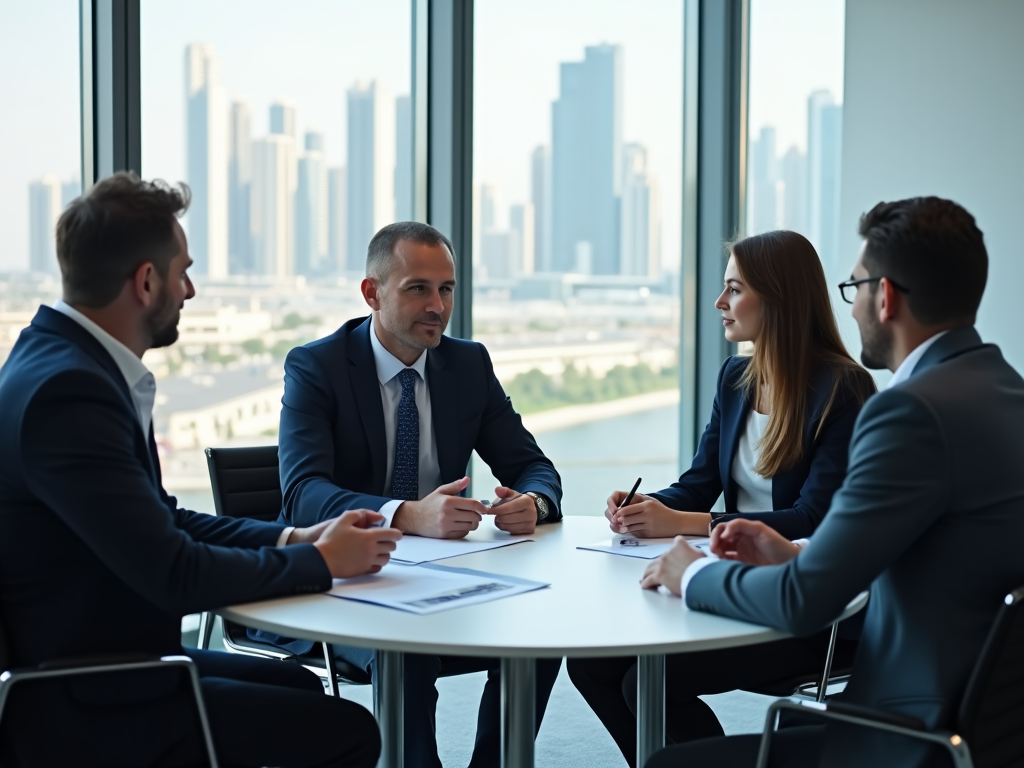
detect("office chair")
[0,618,220,767]
[748,619,860,702]
[198,445,371,694]
[755,584,1024,768]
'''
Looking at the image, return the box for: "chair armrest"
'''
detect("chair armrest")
[755,699,974,768]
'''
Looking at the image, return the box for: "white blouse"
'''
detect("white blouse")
[731,409,774,512]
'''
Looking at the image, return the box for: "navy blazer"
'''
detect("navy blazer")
[0,307,332,671]
[278,316,562,526]
[651,355,870,540]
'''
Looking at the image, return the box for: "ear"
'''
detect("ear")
[877,277,900,323]
[361,277,381,311]
[132,262,160,308]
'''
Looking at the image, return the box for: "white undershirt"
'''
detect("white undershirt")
[731,409,774,512]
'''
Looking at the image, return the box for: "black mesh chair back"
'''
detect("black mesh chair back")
[205,445,283,522]
[956,585,1024,767]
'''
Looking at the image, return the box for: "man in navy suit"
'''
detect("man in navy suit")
[0,173,400,767]
[274,221,563,768]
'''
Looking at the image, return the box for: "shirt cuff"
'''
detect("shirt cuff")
[793,538,810,548]
[378,499,404,528]
[680,554,720,604]
[275,526,295,547]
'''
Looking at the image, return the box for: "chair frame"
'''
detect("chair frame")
[0,654,220,768]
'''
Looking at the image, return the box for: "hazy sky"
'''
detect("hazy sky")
[0,0,843,274]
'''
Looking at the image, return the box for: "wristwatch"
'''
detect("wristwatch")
[526,492,550,522]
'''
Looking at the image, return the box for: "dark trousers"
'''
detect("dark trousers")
[645,726,825,768]
[567,633,833,768]
[337,645,562,768]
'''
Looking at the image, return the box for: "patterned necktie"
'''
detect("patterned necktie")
[391,368,420,501]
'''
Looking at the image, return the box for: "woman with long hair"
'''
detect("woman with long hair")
[569,230,876,766]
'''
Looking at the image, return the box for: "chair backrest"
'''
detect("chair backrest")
[205,445,283,521]
[957,584,1024,767]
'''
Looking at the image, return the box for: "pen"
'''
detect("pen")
[618,477,642,509]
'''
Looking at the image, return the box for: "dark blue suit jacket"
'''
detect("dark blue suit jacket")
[277,316,562,526]
[0,307,333,765]
[652,355,871,540]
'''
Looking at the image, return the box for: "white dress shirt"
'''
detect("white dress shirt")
[53,300,293,547]
[369,320,443,527]
[679,331,952,602]
[731,409,774,512]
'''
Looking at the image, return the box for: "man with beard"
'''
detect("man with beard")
[270,221,563,768]
[640,196,1024,768]
[0,172,399,768]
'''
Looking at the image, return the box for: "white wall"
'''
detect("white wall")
[838,0,1024,372]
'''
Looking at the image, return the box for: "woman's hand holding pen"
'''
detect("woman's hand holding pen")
[606,490,712,538]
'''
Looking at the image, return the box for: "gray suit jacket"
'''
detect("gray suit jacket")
[687,327,1024,768]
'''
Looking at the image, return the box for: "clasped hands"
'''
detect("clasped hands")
[392,476,539,538]
[639,518,804,597]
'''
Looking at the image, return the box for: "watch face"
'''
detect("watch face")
[530,493,548,520]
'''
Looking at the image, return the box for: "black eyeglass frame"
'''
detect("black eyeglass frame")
[837,276,911,304]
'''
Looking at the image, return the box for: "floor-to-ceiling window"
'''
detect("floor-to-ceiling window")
[140,0,412,513]
[471,0,684,514]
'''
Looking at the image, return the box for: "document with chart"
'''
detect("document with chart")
[577,534,711,560]
[327,563,549,614]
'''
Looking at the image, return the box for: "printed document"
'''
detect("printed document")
[392,533,534,565]
[577,534,711,560]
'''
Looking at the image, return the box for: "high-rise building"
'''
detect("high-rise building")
[296,131,328,277]
[509,203,535,276]
[346,81,395,271]
[250,134,296,278]
[269,101,297,140]
[481,230,519,281]
[395,95,412,222]
[185,43,228,278]
[28,175,62,275]
[750,126,782,234]
[780,146,806,234]
[808,91,843,267]
[229,100,252,274]
[620,143,660,278]
[328,167,347,274]
[551,44,623,275]
[530,146,551,272]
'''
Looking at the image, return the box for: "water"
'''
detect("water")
[171,405,681,517]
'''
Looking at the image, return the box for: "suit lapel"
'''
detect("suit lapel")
[347,318,389,494]
[427,344,460,482]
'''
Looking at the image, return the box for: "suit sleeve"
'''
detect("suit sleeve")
[279,345,392,526]
[649,360,729,512]
[472,344,563,521]
[20,371,332,616]
[159,485,286,547]
[713,382,863,539]
[686,389,950,636]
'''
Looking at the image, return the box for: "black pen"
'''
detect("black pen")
[618,477,642,509]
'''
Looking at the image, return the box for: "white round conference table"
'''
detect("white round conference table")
[219,515,866,768]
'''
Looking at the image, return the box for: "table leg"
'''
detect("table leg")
[374,650,404,768]
[636,654,665,768]
[500,657,536,768]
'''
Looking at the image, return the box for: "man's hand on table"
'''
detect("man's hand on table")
[391,476,489,539]
[489,486,538,535]
[312,510,402,578]
[639,537,705,596]
[710,519,801,566]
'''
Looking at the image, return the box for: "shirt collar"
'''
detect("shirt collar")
[368,317,428,385]
[52,299,152,390]
[886,330,950,390]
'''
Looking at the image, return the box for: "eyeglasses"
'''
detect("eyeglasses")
[837,276,911,304]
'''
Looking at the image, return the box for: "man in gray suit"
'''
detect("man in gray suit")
[641,196,1024,768]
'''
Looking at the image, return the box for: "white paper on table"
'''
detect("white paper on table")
[576,534,711,560]
[390,534,534,565]
[327,563,549,614]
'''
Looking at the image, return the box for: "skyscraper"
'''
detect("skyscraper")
[185,43,228,279]
[551,44,623,275]
[328,167,347,274]
[510,203,535,276]
[780,146,806,234]
[296,131,328,277]
[530,146,551,272]
[269,101,297,141]
[229,100,252,274]
[28,175,61,275]
[346,81,395,270]
[620,143,659,277]
[750,126,781,234]
[395,95,412,222]
[250,134,296,278]
[808,90,843,268]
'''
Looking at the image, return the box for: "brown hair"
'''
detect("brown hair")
[731,230,876,477]
[56,172,191,308]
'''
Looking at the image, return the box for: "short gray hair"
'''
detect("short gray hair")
[366,221,456,284]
